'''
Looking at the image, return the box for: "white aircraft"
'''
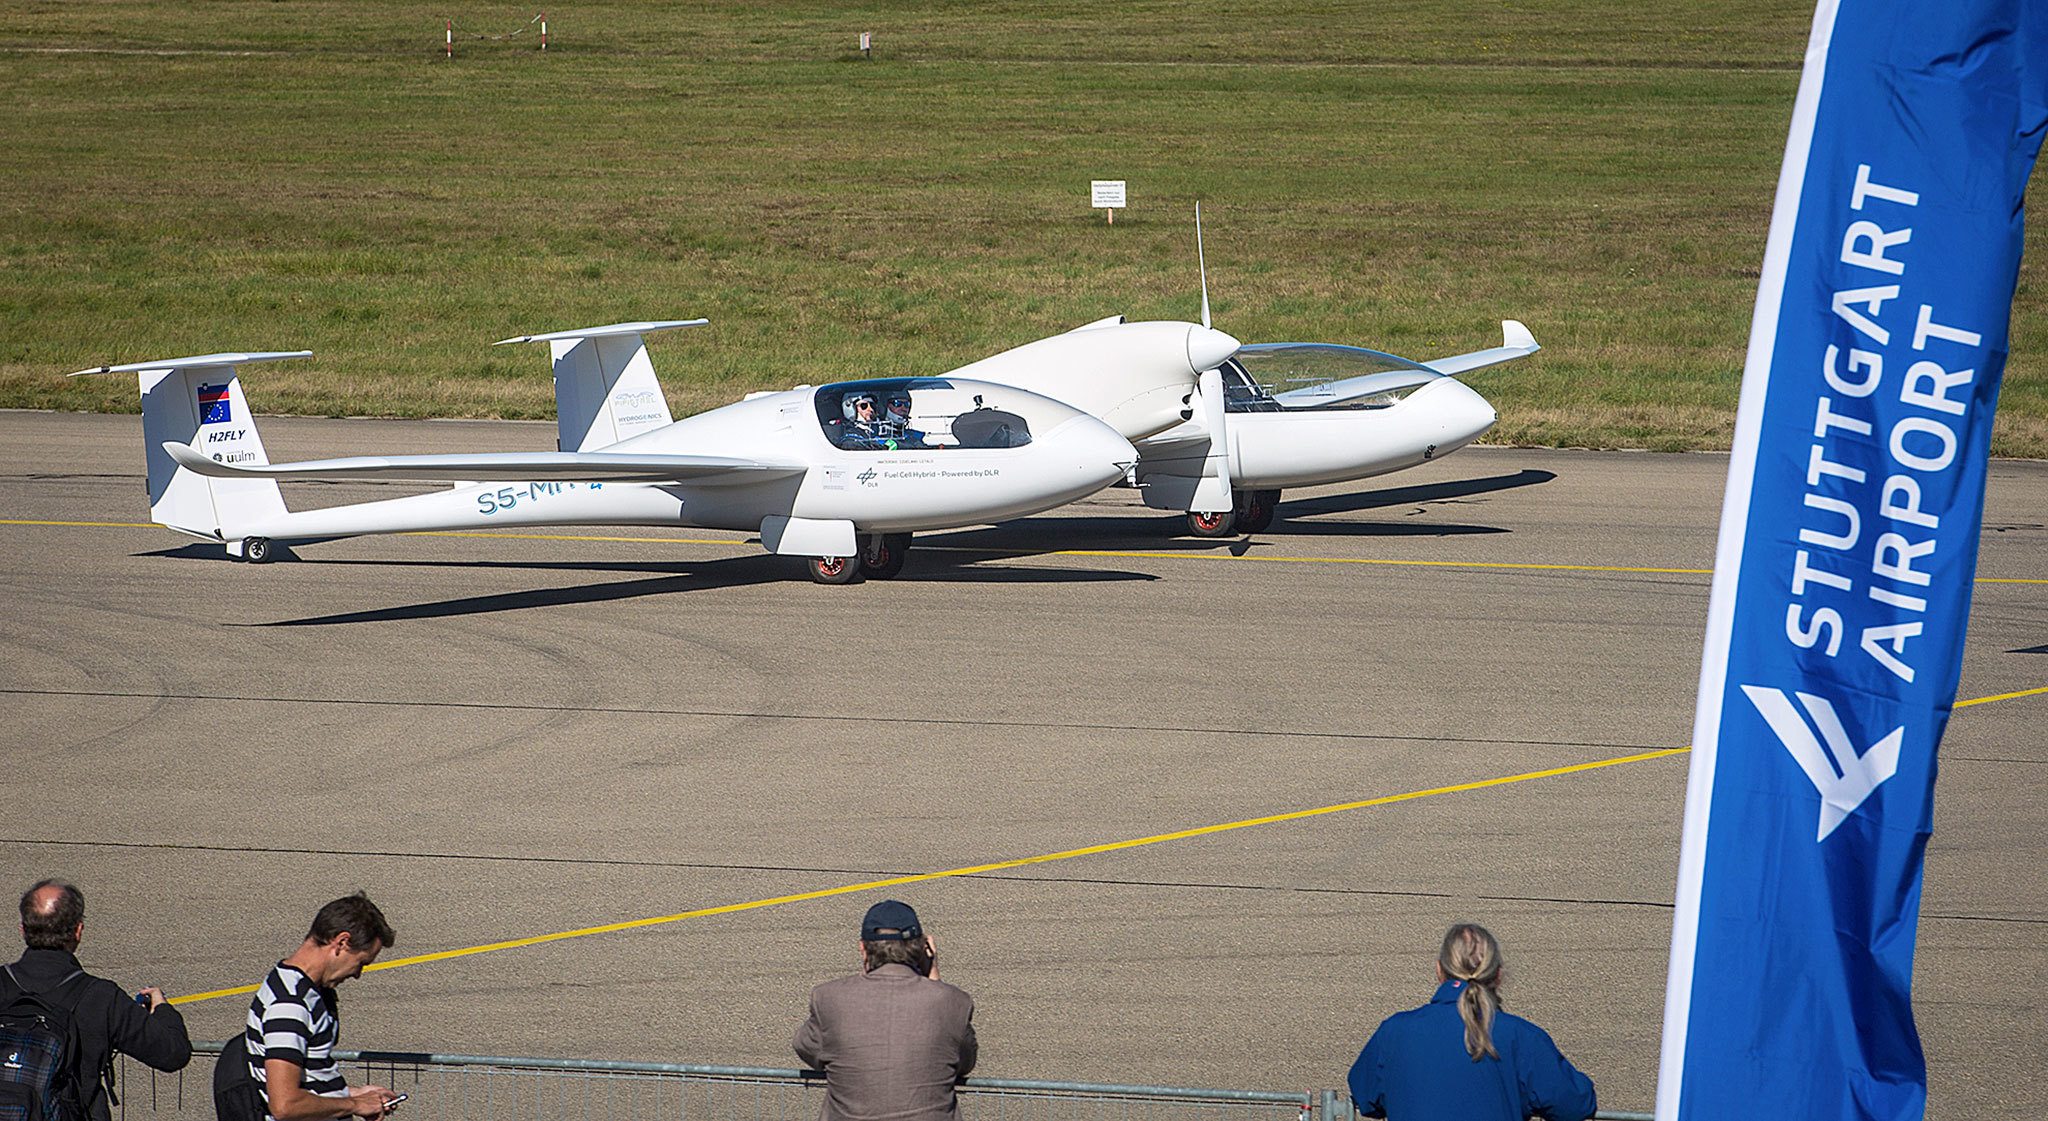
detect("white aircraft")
[1131,322,1538,536]
[1071,209,1541,536]
[71,317,1238,583]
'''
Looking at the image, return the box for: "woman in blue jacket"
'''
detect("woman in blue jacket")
[1347,924,1596,1121]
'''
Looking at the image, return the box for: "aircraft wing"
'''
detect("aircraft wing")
[1421,319,1541,376]
[1272,368,1443,409]
[1269,320,1539,409]
[163,442,806,485]
[1130,426,1212,463]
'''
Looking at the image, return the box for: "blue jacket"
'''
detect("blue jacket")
[1348,980,1596,1121]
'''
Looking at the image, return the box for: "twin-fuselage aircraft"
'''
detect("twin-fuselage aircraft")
[1125,322,1537,535]
[76,274,1537,582]
[77,319,1240,582]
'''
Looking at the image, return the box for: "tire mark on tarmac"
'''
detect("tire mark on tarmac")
[6,518,2045,581]
[0,835,1677,909]
[5,840,2035,931]
[0,686,1680,752]
[7,686,2038,763]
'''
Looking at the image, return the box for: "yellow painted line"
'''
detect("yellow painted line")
[9,517,2045,583]
[0,518,158,529]
[1955,683,2048,707]
[157,680,2048,1006]
[1041,549,1714,575]
[169,745,1689,1005]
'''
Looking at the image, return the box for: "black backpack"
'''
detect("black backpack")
[0,965,86,1121]
[211,1034,266,1121]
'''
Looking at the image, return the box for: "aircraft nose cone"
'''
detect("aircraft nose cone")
[1068,418,1140,484]
[1417,377,1498,446]
[1187,325,1241,373]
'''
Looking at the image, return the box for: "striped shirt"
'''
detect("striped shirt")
[245,963,347,1119]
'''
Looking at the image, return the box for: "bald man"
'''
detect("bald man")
[2,879,192,1121]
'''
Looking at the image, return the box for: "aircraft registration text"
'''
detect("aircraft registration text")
[477,481,601,515]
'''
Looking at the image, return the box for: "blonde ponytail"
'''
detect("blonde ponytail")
[1438,923,1503,1061]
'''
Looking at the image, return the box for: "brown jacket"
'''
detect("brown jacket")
[793,964,978,1121]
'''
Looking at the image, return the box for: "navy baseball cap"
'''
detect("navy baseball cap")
[861,900,922,941]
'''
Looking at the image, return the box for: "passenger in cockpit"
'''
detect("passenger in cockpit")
[879,391,930,449]
[835,392,884,449]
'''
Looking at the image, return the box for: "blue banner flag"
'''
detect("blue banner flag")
[1658,3,2046,1119]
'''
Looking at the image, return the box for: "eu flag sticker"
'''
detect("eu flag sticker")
[197,383,232,424]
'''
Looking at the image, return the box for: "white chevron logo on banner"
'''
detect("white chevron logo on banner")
[1740,685,1905,841]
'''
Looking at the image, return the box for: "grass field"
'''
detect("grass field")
[2,2,2043,454]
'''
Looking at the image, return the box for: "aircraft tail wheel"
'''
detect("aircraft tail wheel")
[243,537,274,564]
[1233,489,1280,535]
[861,533,911,580]
[808,555,862,585]
[1186,509,1235,538]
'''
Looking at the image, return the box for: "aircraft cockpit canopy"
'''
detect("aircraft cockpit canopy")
[1225,343,1445,412]
[815,378,1077,451]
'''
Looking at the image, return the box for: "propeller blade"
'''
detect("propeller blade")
[1196,202,1212,329]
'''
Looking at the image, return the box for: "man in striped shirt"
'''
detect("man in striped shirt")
[245,894,401,1121]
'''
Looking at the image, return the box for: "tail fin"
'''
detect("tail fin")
[69,351,305,540]
[494,319,706,452]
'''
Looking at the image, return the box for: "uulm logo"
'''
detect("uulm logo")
[1740,685,1904,841]
[856,468,879,487]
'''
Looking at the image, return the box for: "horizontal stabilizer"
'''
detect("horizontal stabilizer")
[69,351,312,377]
[493,320,708,346]
[164,442,805,485]
[1424,319,1541,376]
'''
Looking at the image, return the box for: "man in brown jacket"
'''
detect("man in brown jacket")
[794,900,977,1121]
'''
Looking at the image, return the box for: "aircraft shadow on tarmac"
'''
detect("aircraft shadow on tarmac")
[181,554,1157,626]
[1277,467,1557,518]
[931,469,1555,554]
[141,469,1551,622]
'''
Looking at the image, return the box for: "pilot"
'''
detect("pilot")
[879,391,928,449]
[837,392,883,449]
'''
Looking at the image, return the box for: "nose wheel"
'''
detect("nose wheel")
[807,555,861,584]
[1186,509,1234,538]
[1186,488,1281,538]
[808,533,913,584]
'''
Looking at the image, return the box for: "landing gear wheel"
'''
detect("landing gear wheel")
[1232,489,1280,534]
[860,533,912,580]
[1186,509,1234,538]
[807,555,862,585]
[243,537,274,564]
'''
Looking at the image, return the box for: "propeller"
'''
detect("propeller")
[1188,202,1233,517]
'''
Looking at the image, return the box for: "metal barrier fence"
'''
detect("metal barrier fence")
[114,1043,1650,1121]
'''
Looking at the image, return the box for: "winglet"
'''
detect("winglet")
[1423,321,1542,377]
